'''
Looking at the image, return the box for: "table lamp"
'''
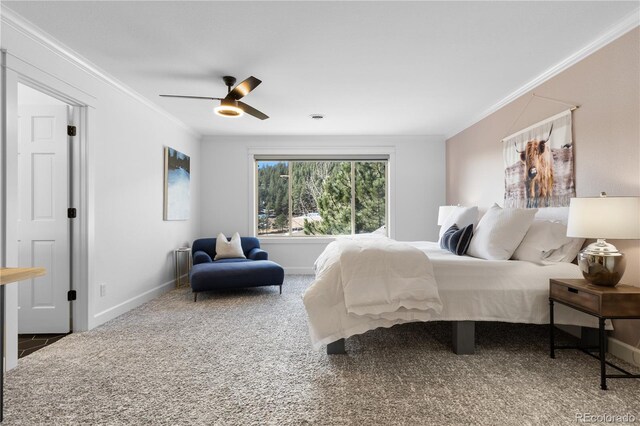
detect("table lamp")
[567,193,640,286]
[437,205,457,226]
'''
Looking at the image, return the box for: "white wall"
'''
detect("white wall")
[200,135,445,273]
[2,8,202,354]
[90,86,200,322]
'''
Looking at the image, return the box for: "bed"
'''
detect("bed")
[303,205,602,355]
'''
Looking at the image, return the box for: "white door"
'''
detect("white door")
[17,105,71,334]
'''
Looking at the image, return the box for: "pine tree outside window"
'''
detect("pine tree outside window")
[256,159,388,237]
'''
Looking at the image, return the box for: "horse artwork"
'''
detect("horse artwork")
[503,110,575,208]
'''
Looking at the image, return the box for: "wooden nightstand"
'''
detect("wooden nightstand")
[549,278,640,390]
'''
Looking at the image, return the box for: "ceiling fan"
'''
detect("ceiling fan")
[160,76,269,120]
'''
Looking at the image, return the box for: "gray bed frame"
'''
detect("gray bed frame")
[326,321,600,355]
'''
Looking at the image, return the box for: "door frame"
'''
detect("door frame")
[1,50,96,369]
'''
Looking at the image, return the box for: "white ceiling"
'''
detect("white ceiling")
[4,1,638,137]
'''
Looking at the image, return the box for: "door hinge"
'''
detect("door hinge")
[68,208,77,219]
[68,290,77,301]
[67,125,77,136]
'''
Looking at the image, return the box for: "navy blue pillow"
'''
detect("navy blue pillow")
[440,223,474,256]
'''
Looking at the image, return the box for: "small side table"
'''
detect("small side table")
[549,278,640,390]
[174,247,192,288]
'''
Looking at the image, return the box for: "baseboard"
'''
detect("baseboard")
[608,337,640,368]
[91,279,175,328]
[284,267,314,275]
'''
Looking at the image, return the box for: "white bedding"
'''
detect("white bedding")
[303,238,442,349]
[338,238,442,317]
[303,240,601,349]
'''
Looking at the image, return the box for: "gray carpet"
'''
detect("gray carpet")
[5,275,639,425]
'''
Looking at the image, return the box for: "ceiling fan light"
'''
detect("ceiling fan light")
[214,104,244,118]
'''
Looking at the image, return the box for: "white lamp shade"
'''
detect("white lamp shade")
[567,196,640,239]
[437,205,457,226]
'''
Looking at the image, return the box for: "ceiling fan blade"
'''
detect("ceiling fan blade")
[225,76,262,100]
[159,95,222,100]
[238,101,269,120]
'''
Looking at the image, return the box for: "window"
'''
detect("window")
[256,159,387,236]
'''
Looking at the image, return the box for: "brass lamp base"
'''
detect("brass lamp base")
[577,250,626,287]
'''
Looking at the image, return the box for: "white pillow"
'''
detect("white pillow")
[214,232,246,260]
[534,207,569,224]
[544,238,585,263]
[467,204,537,260]
[512,220,574,264]
[438,206,479,241]
[529,208,584,262]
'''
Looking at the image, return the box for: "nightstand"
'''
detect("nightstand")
[549,278,640,390]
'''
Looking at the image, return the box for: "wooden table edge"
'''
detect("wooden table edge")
[0,267,47,285]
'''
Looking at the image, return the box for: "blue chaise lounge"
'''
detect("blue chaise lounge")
[190,237,284,301]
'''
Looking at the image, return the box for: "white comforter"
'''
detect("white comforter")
[303,240,602,349]
[303,237,442,349]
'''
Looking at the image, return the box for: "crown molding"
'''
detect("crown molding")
[0,6,200,139]
[447,7,640,139]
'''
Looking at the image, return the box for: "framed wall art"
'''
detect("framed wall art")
[164,147,190,220]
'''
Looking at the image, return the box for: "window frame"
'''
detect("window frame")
[248,147,395,240]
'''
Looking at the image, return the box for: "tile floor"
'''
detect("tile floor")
[18,334,69,358]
